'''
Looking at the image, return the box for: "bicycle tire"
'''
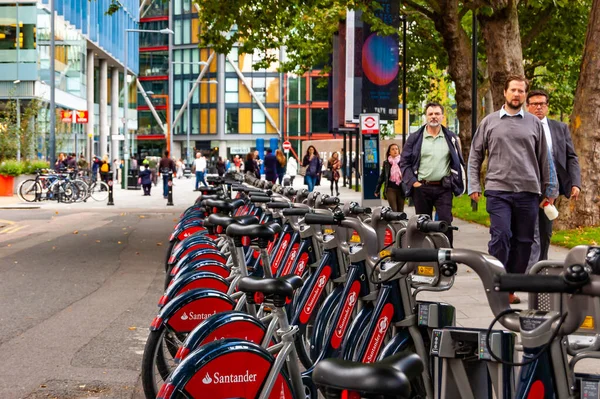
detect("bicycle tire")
[89,181,109,201]
[71,180,89,202]
[18,179,41,202]
[141,326,183,399]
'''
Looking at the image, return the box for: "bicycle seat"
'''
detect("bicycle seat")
[207,214,259,228]
[225,221,282,239]
[203,199,244,212]
[312,351,423,399]
[237,275,303,297]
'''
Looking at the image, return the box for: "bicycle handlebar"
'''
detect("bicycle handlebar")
[321,196,340,206]
[418,220,448,233]
[391,248,441,262]
[304,213,337,225]
[382,211,407,222]
[495,274,581,293]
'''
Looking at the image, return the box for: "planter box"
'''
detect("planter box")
[0,175,15,196]
[13,174,36,195]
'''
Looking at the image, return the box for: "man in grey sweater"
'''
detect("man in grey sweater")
[468,75,558,304]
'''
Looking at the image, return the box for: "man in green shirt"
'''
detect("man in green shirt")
[400,103,465,244]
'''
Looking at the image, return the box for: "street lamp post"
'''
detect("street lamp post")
[13,80,21,161]
[123,27,173,189]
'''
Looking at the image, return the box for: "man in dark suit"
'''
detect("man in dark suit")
[527,89,581,263]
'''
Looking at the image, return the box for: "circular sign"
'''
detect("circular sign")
[108,180,113,186]
[364,117,376,128]
[282,141,292,151]
[168,180,173,187]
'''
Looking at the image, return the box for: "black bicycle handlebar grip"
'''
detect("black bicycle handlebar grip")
[322,197,340,206]
[250,196,271,203]
[266,202,292,209]
[286,189,297,196]
[419,220,448,233]
[351,206,372,215]
[391,248,440,262]
[384,211,407,222]
[304,213,337,225]
[495,274,579,293]
[282,208,310,216]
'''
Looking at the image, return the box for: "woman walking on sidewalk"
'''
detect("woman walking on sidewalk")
[375,143,406,212]
[328,152,341,196]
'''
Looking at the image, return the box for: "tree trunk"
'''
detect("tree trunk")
[431,0,473,162]
[479,0,525,110]
[555,0,600,229]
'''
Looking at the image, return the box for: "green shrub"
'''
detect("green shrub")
[23,160,50,174]
[0,159,24,176]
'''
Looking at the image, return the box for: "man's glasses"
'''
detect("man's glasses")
[528,102,547,108]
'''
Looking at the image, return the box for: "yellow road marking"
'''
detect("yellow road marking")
[0,225,28,234]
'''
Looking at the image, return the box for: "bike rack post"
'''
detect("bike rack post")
[107,179,114,206]
[167,172,174,206]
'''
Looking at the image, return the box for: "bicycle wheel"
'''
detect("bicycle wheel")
[141,326,185,399]
[89,181,109,201]
[71,180,89,202]
[18,179,41,202]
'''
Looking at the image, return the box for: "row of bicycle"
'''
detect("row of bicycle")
[142,171,600,399]
[17,169,110,203]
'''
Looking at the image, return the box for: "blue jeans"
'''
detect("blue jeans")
[306,175,317,192]
[195,171,206,189]
[162,175,170,197]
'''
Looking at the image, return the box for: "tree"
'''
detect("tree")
[0,96,43,161]
[555,0,600,229]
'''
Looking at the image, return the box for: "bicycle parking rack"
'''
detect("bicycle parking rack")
[429,327,517,399]
[528,261,600,398]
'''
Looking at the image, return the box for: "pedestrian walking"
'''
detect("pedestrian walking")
[275,150,287,184]
[302,145,322,193]
[264,148,278,184]
[375,143,406,212]
[139,165,153,196]
[54,153,67,171]
[525,89,581,265]
[176,159,184,179]
[400,102,465,245]
[216,157,226,177]
[327,152,341,197]
[192,152,207,190]
[233,155,242,172]
[158,150,177,199]
[92,155,100,181]
[286,155,298,186]
[99,155,111,184]
[253,150,261,179]
[468,75,558,304]
[244,152,258,178]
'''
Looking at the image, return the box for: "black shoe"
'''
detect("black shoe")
[337,192,340,196]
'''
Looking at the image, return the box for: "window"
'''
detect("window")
[252,77,266,103]
[183,49,190,74]
[174,80,182,105]
[183,20,191,44]
[287,108,306,135]
[192,49,200,74]
[174,0,182,15]
[311,108,329,133]
[140,21,169,47]
[311,77,328,102]
[138,110,166,135]
[226,47,239,72]
[226,108,239,134]
[225,78,238,103]
[252,109,265,134]
[174,20,182,45]
[287,76,306,104]
[174,50,182,75]
[183,0,191,13]
[139,51,168,76]
[141,0,168,17]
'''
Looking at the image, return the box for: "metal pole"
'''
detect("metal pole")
[471,10,478,212]
[348,131,353,188]
[16,97,21,161]
[168,1,174,154]
[49,0,56,165]
[402,16,407,146]
[187,83,191,163]
[123,32,129,189]
[342,131,347,187]
[355,130,359,192]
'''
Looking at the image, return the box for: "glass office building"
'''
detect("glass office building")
[0,0,138,160]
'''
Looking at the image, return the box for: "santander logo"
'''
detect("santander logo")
[336,291,358,338]
[300,267,331,324]
[180,311,216,321]
[378,316,389,333]
[201,371,257,384]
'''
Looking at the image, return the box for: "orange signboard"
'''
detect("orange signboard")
[75,110,88,124]
[61,110,73,123]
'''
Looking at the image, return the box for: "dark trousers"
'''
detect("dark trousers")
[386,187,405,212]
[330,179,339,195]
[538,207,553,261]
[485,190,539,274]
[142,183,151,195]
[412,184,453,245]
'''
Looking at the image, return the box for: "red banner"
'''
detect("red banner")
[75,110,88,124]
[61,110,73,123]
